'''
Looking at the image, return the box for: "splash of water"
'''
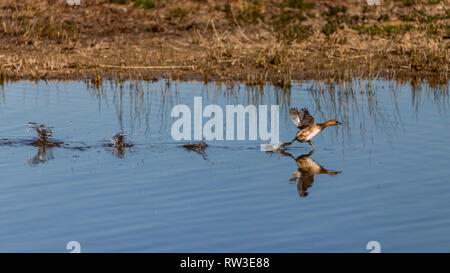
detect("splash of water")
[110,133,129,148]
[26,122,58,146]
[109,133,133,159]
[260,142,284,152]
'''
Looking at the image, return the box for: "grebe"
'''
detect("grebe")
[284,108,342,147]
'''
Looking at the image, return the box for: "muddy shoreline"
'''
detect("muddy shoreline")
[0,0,448,86]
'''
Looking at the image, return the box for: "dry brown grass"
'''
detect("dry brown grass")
[0,0,448,87]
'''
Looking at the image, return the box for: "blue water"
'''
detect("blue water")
[0,80,449,252]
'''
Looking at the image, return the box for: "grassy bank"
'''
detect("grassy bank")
[0,0,448,87]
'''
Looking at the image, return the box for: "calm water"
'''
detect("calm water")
[0,80,449,252]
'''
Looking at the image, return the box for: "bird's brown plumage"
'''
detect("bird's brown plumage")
[288,107,341,145]
[281,150,341,197]
[289,108,315,130]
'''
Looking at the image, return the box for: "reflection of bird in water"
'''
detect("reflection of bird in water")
[27,146,54,166]
[111,145,126,158]
[279,150,341,197]
[283,108,342,148]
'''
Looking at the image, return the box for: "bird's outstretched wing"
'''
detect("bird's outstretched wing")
[289,108,315,129]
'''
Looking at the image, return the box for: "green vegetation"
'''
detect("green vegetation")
[320,6,347,36]
[134,0,156,9]
[272,11,309,41]
[1,0,447,85]
[401,12,439,23]
[109,0,129,4]
[403,0,418,7]
[421,23,450,36]
[168,8,187,20]
[278,25,311,41]
[354,24,415,36]
[109,0,155,8]
[322,6,347,17]
[236,3,265,24]
[378,14,390,22]
[322,23,337,36]
[284,0,315,10]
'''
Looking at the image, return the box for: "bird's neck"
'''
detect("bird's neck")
[319,120,337,128]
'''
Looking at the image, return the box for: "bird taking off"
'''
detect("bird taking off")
[283,108,342,148]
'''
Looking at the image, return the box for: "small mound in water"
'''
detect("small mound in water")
[26,122,61,146]
[109,133,133,148]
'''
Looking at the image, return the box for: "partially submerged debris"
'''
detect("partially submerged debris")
[183,141,207,152]
[260,139,300,152]
[183,141,208,160]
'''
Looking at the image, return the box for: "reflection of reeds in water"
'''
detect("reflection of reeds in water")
[204,83,292,124]
[410,83,449,115]
[208,83,291,112]
[85,79,448,145]
[87,80,180,135]
[307,80,402,145]
[87,80,291,136]
[0,86,5,104]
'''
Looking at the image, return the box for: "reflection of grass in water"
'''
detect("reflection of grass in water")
[85,79,448,146]
[87,80,180,135]
[307,80,401,146]
[0,86,5,104]
[87,80,291,136]
[207,83,291,121]
[410,82,449,115]
[309,79,448,145]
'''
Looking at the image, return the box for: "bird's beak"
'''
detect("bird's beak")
[337,121,343,125]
